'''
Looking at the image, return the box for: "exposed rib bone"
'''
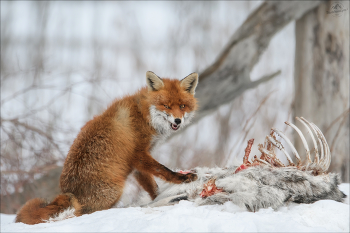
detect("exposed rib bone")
[266,135,294,166]
[309,123,327,171]
[310,122,330,171]
[300,117,324,165]
[254,156,271,166]
[299,120,325,168]
[310,122,331,171]
[271,128,301,166]
[318,136,324,164]
[257,158,271,166]
[308,122,325,169]
[285,121,312,165]
[258,144,285,167]
[296,117,319,164]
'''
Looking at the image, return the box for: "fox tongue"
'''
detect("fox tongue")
[171,123,179,130]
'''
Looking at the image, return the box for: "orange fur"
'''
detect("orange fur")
[16,72,199,224]
[15,195,72,224]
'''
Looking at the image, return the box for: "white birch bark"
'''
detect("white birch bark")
[294,1,349,181]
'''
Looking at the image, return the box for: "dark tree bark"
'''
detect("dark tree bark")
[293,1,349,181]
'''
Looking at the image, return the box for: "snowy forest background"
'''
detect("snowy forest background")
[1,1,349,214]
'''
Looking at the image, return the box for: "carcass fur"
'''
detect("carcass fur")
[140,117,346,211]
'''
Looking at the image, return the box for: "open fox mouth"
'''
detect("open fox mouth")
[170,123,180,131]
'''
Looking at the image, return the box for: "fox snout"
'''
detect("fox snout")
[170,117,181,131]
[166,113,195,131]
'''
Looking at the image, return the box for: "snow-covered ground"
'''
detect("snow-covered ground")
[2,183,349,232]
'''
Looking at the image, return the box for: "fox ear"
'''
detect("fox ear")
[146,71,164,92]
[180,73,198,95]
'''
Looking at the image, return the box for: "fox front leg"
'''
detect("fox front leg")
[133,170,158,200]
[134,153,197,184]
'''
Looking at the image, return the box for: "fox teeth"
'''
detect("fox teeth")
[171,123,180,130]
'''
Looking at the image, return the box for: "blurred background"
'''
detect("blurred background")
[1,1,349,213]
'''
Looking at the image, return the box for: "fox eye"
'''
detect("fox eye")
[180,104,185,109]
[164,105,170,109]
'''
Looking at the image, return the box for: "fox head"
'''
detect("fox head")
[146,71,198,135]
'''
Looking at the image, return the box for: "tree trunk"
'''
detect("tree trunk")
[294,1,349,181]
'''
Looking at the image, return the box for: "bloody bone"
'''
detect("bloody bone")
[234,139,261,173]
[200,178,224,198]
[243,139,254,164]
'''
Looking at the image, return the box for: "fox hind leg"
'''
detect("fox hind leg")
[74,183,125,216]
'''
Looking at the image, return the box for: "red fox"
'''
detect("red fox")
[15,71,199,224]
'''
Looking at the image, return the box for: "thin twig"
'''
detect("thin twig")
[225,90,276,164]
[330,114,348,154]
[324,108,350,136]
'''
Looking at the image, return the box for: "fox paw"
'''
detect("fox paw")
[181,173,198,183]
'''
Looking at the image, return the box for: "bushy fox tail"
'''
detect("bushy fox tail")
[15,193,81,225]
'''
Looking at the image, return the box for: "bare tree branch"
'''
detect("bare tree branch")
[194,1,322,122]
[1,118,63,157]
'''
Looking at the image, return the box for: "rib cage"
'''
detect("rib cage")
[254,117,331,175]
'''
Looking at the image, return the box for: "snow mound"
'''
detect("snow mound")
[1,184,348,232]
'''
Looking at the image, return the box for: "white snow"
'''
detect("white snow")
[2,183,349,232]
